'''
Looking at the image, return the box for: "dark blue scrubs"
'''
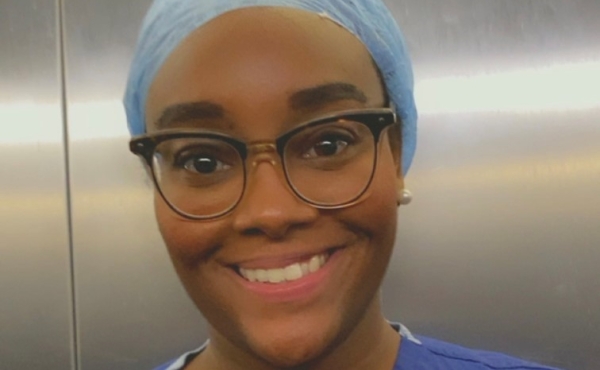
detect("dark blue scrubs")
[154,323,562,370]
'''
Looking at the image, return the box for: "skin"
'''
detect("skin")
[145,7,404,370]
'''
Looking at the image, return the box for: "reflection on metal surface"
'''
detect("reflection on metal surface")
[53,0,600,369]
[0,103,64,144]
[414,150,600,187]
[0,0,74,369]
[68,100,128,141]
[417,62,600,115]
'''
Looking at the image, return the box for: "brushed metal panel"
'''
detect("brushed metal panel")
[65,0,600,369]
[0,0,74,369]
[383,1,600,369]
[63,1,206,369]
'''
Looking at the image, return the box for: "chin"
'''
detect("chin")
[247,332,332,368]
[235,314,344,368]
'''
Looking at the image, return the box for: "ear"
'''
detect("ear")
[396,174,413,206]
[384,127,409,206]
[397,187,412,206]
[395,177,404,206]
[396,174,404,194]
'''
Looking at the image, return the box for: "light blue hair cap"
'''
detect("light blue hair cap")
[124,0,417,173]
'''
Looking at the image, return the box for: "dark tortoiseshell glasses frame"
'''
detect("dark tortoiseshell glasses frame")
[129,108,399,220]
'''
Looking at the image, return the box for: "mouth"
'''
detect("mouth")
[237,251,331,284]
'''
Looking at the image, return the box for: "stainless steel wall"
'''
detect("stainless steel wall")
[2,0,599,369]
[62,2,206,368]
[0,0,74,369]
[383,2,600,369]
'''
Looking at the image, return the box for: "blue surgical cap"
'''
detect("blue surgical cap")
[124,0,417,173]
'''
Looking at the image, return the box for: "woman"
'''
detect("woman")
[124,1,561,369]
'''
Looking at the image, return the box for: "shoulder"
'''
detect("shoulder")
[153,357,186,370]
[153,361,175,370]
[397,335,562,370]
[152,344,205,370]
[153,331,562,370]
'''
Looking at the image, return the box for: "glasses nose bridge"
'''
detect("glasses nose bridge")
[246,141,280,167]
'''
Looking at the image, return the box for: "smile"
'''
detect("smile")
[238,252,330,284]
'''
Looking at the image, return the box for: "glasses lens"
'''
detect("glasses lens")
[152,137,244,218]
[283,119,376,206]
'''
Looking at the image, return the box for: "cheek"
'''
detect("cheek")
[362,157,400,281]
[360,147,400,237]
[336,145,399,284]
[154,191,227,270]
[363,181,398,258]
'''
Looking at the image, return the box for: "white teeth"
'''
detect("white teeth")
[256,269,268,283]
[284,264,303,281]
[245,269,257,282]
[239,253,329,284]
[268,269,285,283]
[301,262,310,275]
[308,255,320,273]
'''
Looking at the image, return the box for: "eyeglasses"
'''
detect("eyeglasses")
[129,108,398,220]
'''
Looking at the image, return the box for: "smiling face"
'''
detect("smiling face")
[145,7,403,369]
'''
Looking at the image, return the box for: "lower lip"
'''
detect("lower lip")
[232,249,344,303]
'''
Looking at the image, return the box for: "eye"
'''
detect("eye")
[156,138,243,189]
[171,142,238,176]
[182,155,231,174]
[302,133,353,159]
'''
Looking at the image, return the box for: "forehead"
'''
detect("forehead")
[145,7,383,133]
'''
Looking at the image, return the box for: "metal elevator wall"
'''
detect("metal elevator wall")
[1,0,599,369]
[0,0,74,369]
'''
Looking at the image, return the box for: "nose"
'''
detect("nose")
[232,157,318,239]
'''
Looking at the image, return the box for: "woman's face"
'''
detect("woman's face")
[145,7,403,368]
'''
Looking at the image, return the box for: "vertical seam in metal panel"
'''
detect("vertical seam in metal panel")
[57,0,80,369]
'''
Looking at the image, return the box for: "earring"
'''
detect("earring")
[397,189,412,206]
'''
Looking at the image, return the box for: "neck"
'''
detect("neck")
[193,293,400,370]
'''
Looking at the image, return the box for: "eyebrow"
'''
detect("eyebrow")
[289,82,368,112]
[154,82,368,130]
[155,101,225,130]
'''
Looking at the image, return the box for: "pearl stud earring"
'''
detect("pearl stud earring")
[397,189,412,206]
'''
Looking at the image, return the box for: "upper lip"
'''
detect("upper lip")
[225,247,339,270]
